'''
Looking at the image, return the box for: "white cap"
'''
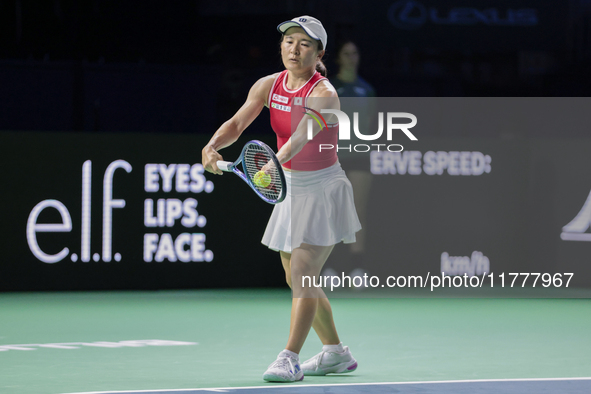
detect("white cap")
[277,16,327,50]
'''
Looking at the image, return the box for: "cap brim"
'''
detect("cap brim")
[277,21,321,41]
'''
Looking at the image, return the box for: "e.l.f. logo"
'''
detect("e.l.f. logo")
[26,160,132,263]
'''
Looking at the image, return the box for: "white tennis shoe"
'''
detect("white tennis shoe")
[301,346,358,376]
[262,352,304,382]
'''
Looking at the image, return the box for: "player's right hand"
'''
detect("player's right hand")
[261,160,276,175]
[202,145,224,175]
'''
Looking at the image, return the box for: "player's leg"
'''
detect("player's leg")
[282,249,350,347]
[286,243,334,353]
[266,246,356,380]
[281,251,340,346]
[280,251,302,346]
[280,251,292,287]
[311,296,340,345]
[281,251,301,342]
[290,247,357,376]
[264,244,332,382]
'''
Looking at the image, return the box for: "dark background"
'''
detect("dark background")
[1,1,591,291]
[1,0,590,134]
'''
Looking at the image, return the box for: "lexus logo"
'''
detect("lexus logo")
[388,0,426,30]
[387,1,538,30]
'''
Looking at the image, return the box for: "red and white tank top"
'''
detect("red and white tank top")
[268,70,338,171]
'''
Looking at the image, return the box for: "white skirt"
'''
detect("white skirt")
[261,161,362,253]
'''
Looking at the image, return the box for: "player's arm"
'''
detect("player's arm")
[202,74,277,175]
[275,80,340,165]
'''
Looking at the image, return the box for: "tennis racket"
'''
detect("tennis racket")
[216,140,286,204]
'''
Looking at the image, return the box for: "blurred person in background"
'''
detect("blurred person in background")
[329,40,376,279]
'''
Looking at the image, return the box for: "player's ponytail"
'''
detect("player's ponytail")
[316,41,327,77]
[316,59,327,77]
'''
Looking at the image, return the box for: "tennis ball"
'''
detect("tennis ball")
[253,171,271,188]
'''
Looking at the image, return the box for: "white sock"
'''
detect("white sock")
[279,349,299,360]
[322,342,344,353]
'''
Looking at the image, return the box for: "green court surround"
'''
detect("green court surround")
[1,289,590,394]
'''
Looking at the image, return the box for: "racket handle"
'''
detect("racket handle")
[216,160,233,172]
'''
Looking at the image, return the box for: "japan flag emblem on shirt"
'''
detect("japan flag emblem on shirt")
[294,97,303,106]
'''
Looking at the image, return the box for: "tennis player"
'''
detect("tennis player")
[202,16,360,382]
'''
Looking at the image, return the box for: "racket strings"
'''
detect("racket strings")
[243,145,282,200]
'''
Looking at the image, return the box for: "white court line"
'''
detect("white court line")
[61,377,591,394]
[0,340,197,352]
